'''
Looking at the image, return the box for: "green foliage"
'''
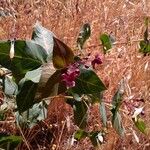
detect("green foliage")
[3,76,18,96]
[32,22,54,59]
[111,84,124,136]
[100,33,112,54]
[16,102,47,128]
[70,68,107,95]
[133,118,147,134]
[0,22,148,148]
[16,68,42,113]
[77,23,91,50]
[139,17,150,55]
[0,40,47,80]
[74,129,88,140]
[67,97,88,129]
[40,67,66,99]
[74,130,104,147]
[0,135,22,150]
[53,37,74,69]
[139,40,150,54]
[16,80,38,113]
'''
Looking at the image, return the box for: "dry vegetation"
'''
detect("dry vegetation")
[0,0,150,149]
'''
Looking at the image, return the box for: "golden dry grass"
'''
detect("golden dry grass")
[0,0,150,149]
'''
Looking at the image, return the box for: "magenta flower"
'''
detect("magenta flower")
[91,54,102,69]
[61,62,80,88]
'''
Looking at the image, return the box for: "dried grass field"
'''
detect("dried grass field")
[0,0,150,149]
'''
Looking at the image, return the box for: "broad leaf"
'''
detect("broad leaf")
[24,67,42,83]
[74,129,88,140]
[77,23,91,50]
[16,102,47,128]
[41,69,61,99]
[0,40,47,80]
[16,80,38,113]
[16,68,42,113]
[32,22,54,59]
[73,100,88,129]
[133,118,147,134]
[70,69,106,94]
[66,97,88,129]
[3,76,18,96]
[0,135,22,149]
[53,37,74,69]
[100,33,112,54]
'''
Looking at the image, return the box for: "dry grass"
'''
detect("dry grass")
[0,0,150,149]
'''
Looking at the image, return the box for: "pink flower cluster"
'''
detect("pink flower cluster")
[61,62,80,88]
[61,54,103,88]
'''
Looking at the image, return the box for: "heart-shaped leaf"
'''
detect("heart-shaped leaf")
[32,22,55,60]
[70,69,106,94]
[0,40,47,81]
[53,37,74,69]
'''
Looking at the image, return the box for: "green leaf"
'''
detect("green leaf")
[111,88,123,118]
[24,67,42,83]
[16,68,42,113]
[100,33,112,54]
[16,102,47,128]
[73,100,88,129]
[0,40,47,80]
[0,135,22,149]
[53,37,74,69]
[74,129,88,140]
[3,76,18,96]
[99,102,107,127]
[70,69,107,94]
[32,22,54,59]
[41,70,60,99]
[112,112,124,136]
[139,40,150,54]
[16,80,38,113]
[111,83,124,136]
[133,118,147,134]
[66,97,88,129]
[77,23,91,49]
